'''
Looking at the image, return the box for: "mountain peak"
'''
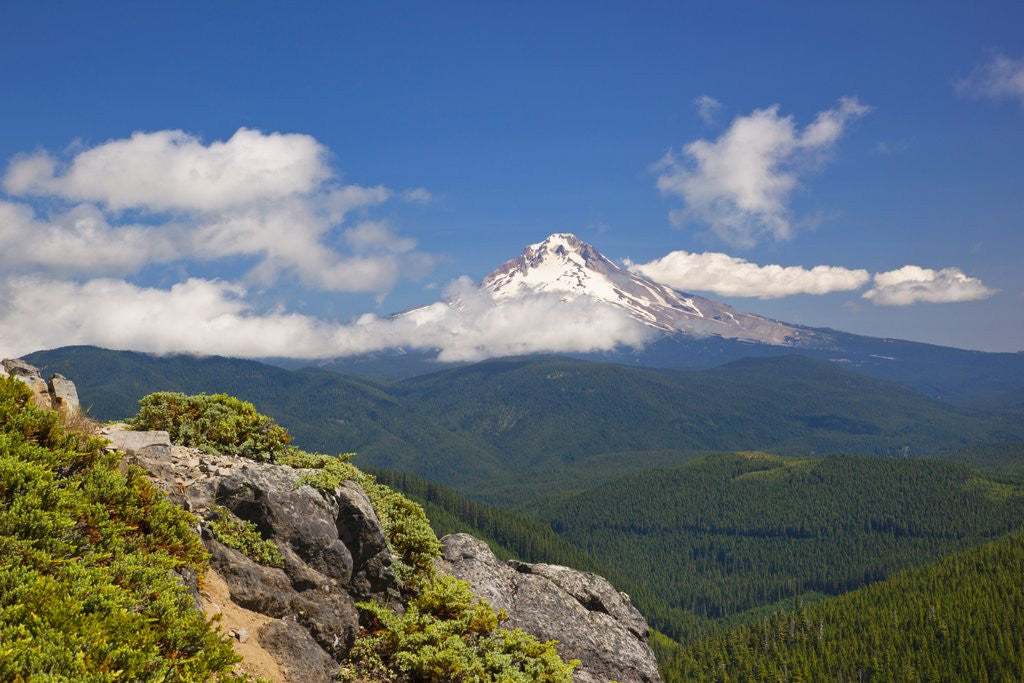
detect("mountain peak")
[482,234,810,345]
[533,231,582,245]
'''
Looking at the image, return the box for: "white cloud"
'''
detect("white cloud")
[694,95,722,123]
[625,250,869,298]
[402,187,433,203]
[344,221,417,253]
[863,265,997,306]
[656,97,870,247]
[0,200,181,276]
[0,275,652,362]
[0,128,432,293]
[4,128,331,212]
[956,54,1024,107]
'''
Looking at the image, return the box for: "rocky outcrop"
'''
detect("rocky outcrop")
[101,423,401,682]
[2,358,80,415]
[1,358,80,413]
[439,533,662,683]
[28,367,660,683]
[47,373,80,414]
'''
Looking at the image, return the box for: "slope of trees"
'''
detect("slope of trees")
[660,531,1024,681]
[372,469,605,573]
[531,453,1024,640]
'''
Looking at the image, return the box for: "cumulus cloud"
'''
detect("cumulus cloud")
[4,128,331,212]
[694,95,722,123]
[0,275,652,362]
[625,250,869,298]
[0,200,181,276]
[863,265,997,306]
[956,54,1024,107]
[0,128,431,293]
[656,97,870,247]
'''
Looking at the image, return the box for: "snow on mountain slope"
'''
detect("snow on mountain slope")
[482,233,811,345]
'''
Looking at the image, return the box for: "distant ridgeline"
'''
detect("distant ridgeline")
[25,346,1024,502]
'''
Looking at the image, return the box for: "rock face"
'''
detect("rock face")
[439,533,662,683]
[101,424,401,682]
[47,373,80,414]
[2,358,59,411]
[2,359,81,415]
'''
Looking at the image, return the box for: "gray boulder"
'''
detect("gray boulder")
[258,619,338,682]
[47,373,80,414]
[101,418,660,683]
[2,358,52,409]
[439,533,662,683]
[1,359,81,415]
[102,424,401,680]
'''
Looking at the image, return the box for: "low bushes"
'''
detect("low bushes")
[0,376,243,681]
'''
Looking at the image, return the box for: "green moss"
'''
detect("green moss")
[207,506,284,569]
[0,376,244,681]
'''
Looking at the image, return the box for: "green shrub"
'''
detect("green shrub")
[129,392,291,461]
[342,574,578,683]
[0,376,244,681]
[207,506,285,569]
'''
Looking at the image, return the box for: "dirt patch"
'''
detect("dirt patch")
[201,567,287,681]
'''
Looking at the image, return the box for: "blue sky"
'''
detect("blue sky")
[0,1,1021,358]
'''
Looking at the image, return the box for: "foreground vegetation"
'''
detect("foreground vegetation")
[660,531,1024,681]
[0,376,242,681]
[0,382,576,681]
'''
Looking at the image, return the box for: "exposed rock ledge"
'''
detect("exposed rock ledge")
[100,423,397,682]
[109,421,662,682]
[440,533,662,683]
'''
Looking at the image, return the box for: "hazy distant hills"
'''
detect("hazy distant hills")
[305,327,1024,401]
[26,345,1024,503]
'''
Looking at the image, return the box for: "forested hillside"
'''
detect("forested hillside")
[372,469,605,574]
[530,453,1024,641]
[659,531,1024,681]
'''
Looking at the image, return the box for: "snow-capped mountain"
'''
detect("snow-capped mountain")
[482,233,813,345]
